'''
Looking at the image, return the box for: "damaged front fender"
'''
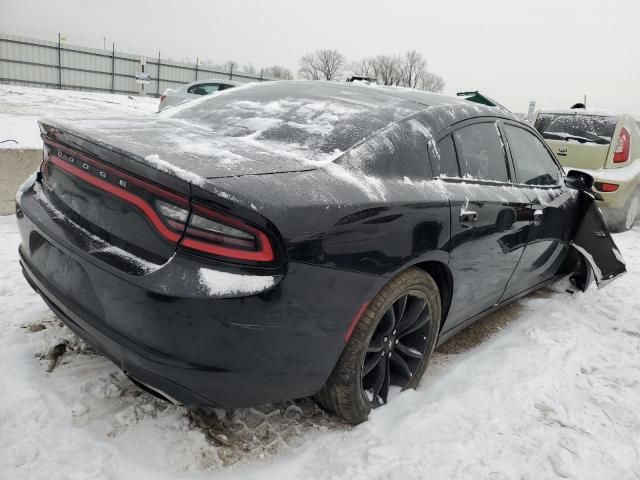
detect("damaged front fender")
[571,191,626,288]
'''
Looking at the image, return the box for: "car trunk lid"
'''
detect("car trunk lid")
[544,139,612,170]
[534,112,618,170]
[42,116,331,179]
[37,118,289,270]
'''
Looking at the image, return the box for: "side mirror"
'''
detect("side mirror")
[565,169,604,200]
[565,169,594,191]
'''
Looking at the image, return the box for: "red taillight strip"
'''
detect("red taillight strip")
[44,140,189,207]
[181,237,274,261]
[48,154,182,243]
[182,203,275,262]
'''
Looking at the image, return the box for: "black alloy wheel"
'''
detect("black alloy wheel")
[316,268,441,424]
[362,292,432,406]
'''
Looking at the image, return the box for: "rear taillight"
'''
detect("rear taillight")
[596,182,619,192]
[179,204,275,262]
[45,140,276,265]
[160,95,166,102]
[613,127,630,163]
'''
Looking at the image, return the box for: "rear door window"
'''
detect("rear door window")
[534,113,618,144]
[504,125,560,186]
[435,135,460,177]
[453,122,509,182]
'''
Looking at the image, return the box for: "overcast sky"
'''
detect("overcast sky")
[2,0,639,114]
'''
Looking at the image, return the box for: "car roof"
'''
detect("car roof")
[164,80,521,164]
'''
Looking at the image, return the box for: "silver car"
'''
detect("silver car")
[158,78,239,112]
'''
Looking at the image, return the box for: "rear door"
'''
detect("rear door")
[499,122,580,300]
[434,120,532,330]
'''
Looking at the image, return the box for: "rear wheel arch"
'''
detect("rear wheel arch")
[411,260,453,332]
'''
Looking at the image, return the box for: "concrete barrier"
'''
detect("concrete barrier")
[0,148,42,215]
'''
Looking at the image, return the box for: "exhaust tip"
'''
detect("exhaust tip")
[124,371,183,406]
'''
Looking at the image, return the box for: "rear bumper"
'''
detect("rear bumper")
[569,164,640,225]
[17,179,385,408]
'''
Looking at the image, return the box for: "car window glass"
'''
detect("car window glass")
[504,125,559,186]
[453,122,509,182]
[534,113,618,144]
[187,83,221,95]
[435,135,460,177]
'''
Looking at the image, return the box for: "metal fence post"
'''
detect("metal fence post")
[157,51,161,96]
[195,58,198,81]
[260,69,264,81]
[57,33,62,89]
[111,43,115,93]
[229,66,233,80]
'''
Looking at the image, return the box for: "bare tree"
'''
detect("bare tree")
[298,49,346,81]
[298,53,322,80]
[418,71,445,93]
[264,65,294,80]
[349,57,376,78]
[401,50,426,88]
[371,54,403,86]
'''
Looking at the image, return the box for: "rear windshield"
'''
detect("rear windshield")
[534,113,618,145]
[168,82,423,162]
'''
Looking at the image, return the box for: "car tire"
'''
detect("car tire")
[316,267,441,425]
[610,190,639,232]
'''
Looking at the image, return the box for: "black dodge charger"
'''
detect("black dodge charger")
[15,81,625,424]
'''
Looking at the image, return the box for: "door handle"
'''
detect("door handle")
[459,211,478,224]
[533,209,544,226]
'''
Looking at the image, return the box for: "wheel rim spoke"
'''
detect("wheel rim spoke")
[399,313,430,338]
[394,295,408,322]
[396,298,427,335]
[395,341,424,360]
[390,352,412,382]
[371,357,389,403]
[366,338,383,353]
[380,308,396,336]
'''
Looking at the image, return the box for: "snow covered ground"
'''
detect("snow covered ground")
[0,211,638,479]
[0,85,158,149]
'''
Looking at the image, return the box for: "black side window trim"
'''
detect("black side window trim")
[500,120,564,187]
[449,119,514,184]
[432,134,461,178]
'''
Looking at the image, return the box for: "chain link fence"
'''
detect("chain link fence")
[0,33,271,97]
